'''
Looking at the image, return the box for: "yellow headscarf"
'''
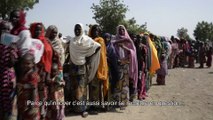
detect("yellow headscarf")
[147,36,160,74]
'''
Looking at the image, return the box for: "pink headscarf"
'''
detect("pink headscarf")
[115,25,136,51]
[114,25,138,88]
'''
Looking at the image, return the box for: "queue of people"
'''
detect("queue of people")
[0,9,212,120]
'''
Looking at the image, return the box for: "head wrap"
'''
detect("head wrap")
[69,23,101,82]
[46,25,65,65]
[10,10,27,35]
[114,25,138,88]
[30,23,53,72]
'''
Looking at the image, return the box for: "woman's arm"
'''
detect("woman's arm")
[119,43,131,52]
[113,38,130,44]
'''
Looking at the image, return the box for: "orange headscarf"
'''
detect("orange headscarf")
[147,36,160,74]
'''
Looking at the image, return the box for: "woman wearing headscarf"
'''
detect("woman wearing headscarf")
[112,25,138,108]
[147,34,160,75]
[135,35,148,100]
[142,33,160,91]
[45,25,65,120]
[88,25,109,113]
[9,9,33,85]
[0,20,18,120]
[45,25,65,65]
[153,35,163,60]
[68,23,100,117]
[187,40,196,68]
[30,22,53,120]
[156,37,170,85]
[140,33,152,92]
[103,33,119,106]
[148,34,162,89]
[169,36,179,69]
[179,39,189,67]
[10,9,32,56]
[30,23,53,74]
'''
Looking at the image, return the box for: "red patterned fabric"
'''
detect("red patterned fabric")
[0,44,18,117]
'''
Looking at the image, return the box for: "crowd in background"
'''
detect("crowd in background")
[0,9,212,120]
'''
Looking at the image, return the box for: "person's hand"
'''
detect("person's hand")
[26,107,37,116]
[120,59,129,65]
[60,81,65,86]
[118,43,124,48]
[10,43,17,49]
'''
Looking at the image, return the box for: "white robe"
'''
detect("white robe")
[16,30,32,56]
[69,33,101,82]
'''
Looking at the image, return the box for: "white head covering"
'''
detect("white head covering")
[69,23,101,82]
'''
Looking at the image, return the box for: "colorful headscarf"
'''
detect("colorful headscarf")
[30,23,53,73]
[103,33,119,93]
[10,10,32,57]
[30,22,45,38]
[115,25,136,51]
[113,25,138,88]
[146,35,160,74]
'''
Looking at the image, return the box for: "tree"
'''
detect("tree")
[91,0,128,34]
[193,21,213,42]
[177,27,190,40]
[0,0,39,20]
[121,17,148,35]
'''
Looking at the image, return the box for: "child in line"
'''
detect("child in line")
[17,53,40,120]
[46,63,65,120]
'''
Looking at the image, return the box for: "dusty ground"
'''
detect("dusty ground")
[65,64,213,120]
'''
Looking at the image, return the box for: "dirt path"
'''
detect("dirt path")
[65,64,213,120]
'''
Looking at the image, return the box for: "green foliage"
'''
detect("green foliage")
[193,21,213,42]
[121,17,148,35]
[0,0,39,19]
[177,27,190,40]
[91,0,128,34]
